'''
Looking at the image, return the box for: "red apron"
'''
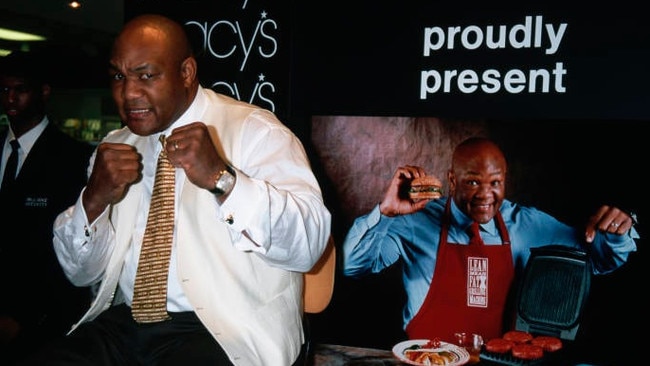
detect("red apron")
[405,199,514,343]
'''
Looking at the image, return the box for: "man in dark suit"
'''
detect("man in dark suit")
[0,50,95,364]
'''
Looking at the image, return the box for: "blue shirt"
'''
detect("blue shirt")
[342,197,638,329]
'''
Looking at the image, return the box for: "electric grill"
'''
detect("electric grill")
[480,245,591,365]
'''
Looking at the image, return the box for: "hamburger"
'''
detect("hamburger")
[408,176,443,200]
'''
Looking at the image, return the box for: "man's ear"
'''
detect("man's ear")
[447,170,456,192]
[180,57,197,87]
[41,84,51,100]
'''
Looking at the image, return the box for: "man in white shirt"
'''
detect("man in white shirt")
[20,14,330,366]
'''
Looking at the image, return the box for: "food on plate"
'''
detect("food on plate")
[502,330,533,344]
[484,338,515,353]
[531,336,563,352]
[511,343,544,360]
[408,176,444,200]
[419,338,442,349]
[404,349,456,365]
[394,339,470,366]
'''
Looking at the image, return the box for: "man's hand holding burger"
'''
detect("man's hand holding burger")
[379,165,443,217]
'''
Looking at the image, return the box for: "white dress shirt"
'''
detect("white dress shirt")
[52,87,331,365]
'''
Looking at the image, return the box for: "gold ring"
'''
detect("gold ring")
[173,141,179,151]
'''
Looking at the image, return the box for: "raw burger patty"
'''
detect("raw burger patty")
[484,338,514,353]
[531,336,563,352]
[511,344,544,360]
[502,330,533,344]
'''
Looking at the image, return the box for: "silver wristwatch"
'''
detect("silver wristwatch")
[210,166,236,196]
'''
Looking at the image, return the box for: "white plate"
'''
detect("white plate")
[392,339,470,366]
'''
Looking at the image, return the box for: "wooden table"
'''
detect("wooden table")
[312,343,404,365]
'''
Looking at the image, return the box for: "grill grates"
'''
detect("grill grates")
[479,349,544,365]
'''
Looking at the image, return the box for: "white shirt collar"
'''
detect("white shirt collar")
[4,116,49,159]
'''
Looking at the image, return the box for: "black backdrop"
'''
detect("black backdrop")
[293,1,650,121]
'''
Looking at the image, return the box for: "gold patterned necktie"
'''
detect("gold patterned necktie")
[131,135,175,323]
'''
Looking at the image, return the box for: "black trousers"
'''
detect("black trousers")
[15,304,233,366]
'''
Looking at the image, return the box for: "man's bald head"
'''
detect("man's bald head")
[113,14,194,64]
[451,137,507,174]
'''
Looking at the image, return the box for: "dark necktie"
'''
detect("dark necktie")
[1,139,20,191]
[468,221,484,245]
[131,135,175,323]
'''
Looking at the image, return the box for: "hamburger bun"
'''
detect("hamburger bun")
[409,176,443,200]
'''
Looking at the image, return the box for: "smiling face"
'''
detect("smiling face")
[447,138,507,224]
[108,15,198,136]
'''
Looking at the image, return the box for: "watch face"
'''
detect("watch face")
[215,169,235,195]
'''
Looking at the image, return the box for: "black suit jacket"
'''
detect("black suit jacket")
[0,122,94,346]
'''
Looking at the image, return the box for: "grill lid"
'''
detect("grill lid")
[514,245,591,340]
